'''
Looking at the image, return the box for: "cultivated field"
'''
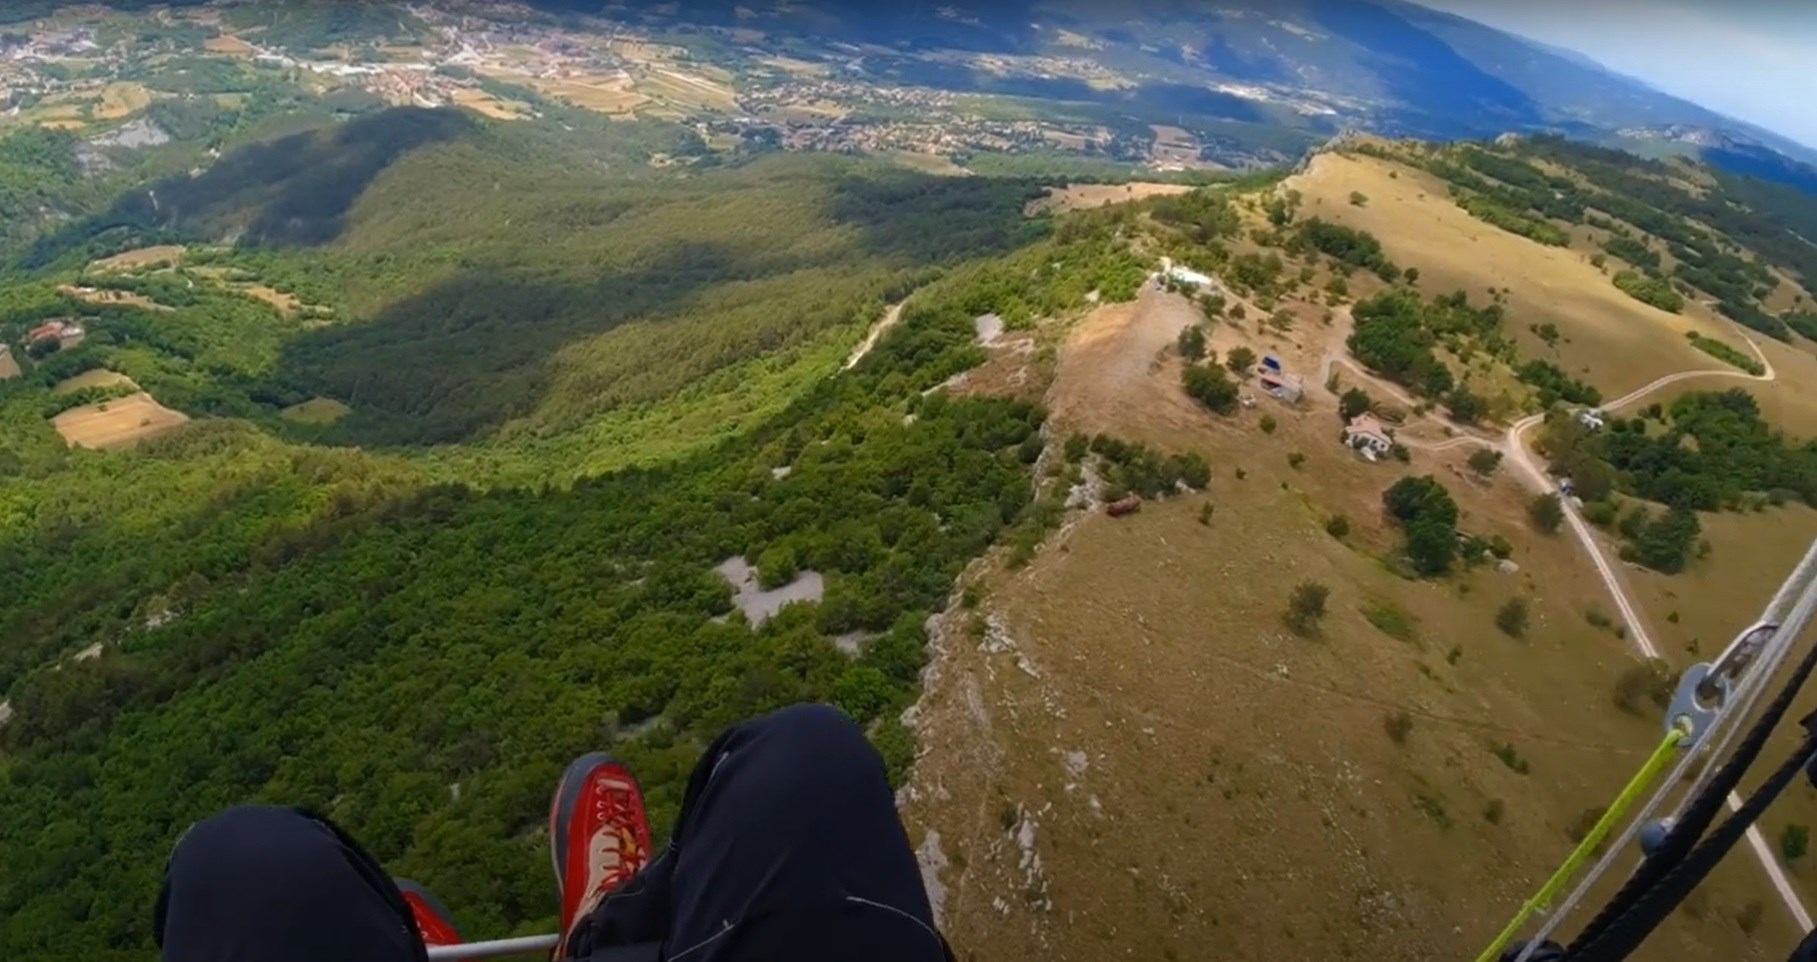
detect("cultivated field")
[1027,182,1195,216]
[51,392,189,450]
[94,82,151,120]
[903,289,1798,962]
[204,34,255,56]
[57,284,173,312]
[52,369,136,394]
[451,88,530,120]
[88,245,187,273]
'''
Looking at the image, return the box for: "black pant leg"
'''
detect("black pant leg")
[662,704,946,962]
[156,805,423,962]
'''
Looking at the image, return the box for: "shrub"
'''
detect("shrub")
[1260,415,1277,434]
[1567,806,1610,852]
[1287,452,1306,470]
[1325,514,1350,539]
[1737,900,1765,935]
[1490,741,1531,775]
[1528,493,1564,534]
[1483,798,1506,824]
[1495,597,1529,638]
[1285,581,1331,635]
[1404,267,1420,284]
[1177,324,1207,361]
[1197,502,1213,525]
[1467,448,1503,477]
[1384,711,1413,744]
[1349,191,1369,207]
[1783,824,1811,863]
[1612,659,1675,716]
[1340,388,1372,420]
[1182,363,1239,415]
[1363,600,1417,642]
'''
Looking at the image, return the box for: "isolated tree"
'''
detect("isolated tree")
[1182,364,1239,415]
[1404,267,1421,284]
[1177,324,1207,361]
[1528,492,1565,534]
[1467,448,1503,478]
[1226,345,1257,374]
[1339,387,1373,421]
[1405,516,1458,576]
[1285,581,1331,635]
[1495,597,1529,638]
[1445,387,1487,425]
[1782,824,1810,863]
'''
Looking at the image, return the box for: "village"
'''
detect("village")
[0,3,1227,171]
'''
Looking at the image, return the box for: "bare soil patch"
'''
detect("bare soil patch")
[714,557,823,627]
[0,347,20,381]
[52,392,189,450]
[204,35,255,56]
[1027,182,1194,216]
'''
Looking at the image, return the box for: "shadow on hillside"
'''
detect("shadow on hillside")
[271,240,751,447]
[20,108,474,268]
[1305,0,1541,136]
[822,169,1049,265]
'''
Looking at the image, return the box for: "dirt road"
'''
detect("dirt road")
[1326,308,1806,929]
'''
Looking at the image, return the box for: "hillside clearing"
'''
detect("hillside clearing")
[0,348,20,380]
[451,88,530,120]
[1027,182,1194,216]
[280,397,352,425]
[88,245,187,273]
[57,284,173,312]
[52,370,136,394]
[51,392,189,450]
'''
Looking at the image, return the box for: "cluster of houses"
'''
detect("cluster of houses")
[27,319,85,350]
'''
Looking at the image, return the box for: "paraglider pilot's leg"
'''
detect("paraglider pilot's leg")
[156,805,425,962]
[570,703,949,961]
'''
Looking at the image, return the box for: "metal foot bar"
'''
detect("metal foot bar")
[427,933,560,961]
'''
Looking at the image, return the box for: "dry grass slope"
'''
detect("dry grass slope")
[904,166,1816,959]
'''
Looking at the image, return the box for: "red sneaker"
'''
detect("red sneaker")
[550,753,653,955]
[393,878,463,949]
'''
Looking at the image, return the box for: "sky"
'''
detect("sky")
[1410,0,1817,149]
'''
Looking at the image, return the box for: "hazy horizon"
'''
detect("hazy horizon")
[1412,0,1817,150]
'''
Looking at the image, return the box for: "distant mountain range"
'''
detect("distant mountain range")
[571,0,1817,187]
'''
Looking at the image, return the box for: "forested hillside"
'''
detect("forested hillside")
[0,89,1158,957]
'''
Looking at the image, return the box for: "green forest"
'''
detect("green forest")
[0,89,1191,958]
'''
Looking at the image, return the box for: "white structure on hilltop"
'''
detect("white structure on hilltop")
[1157,256,1218,291]
[1344,413,1395,461]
